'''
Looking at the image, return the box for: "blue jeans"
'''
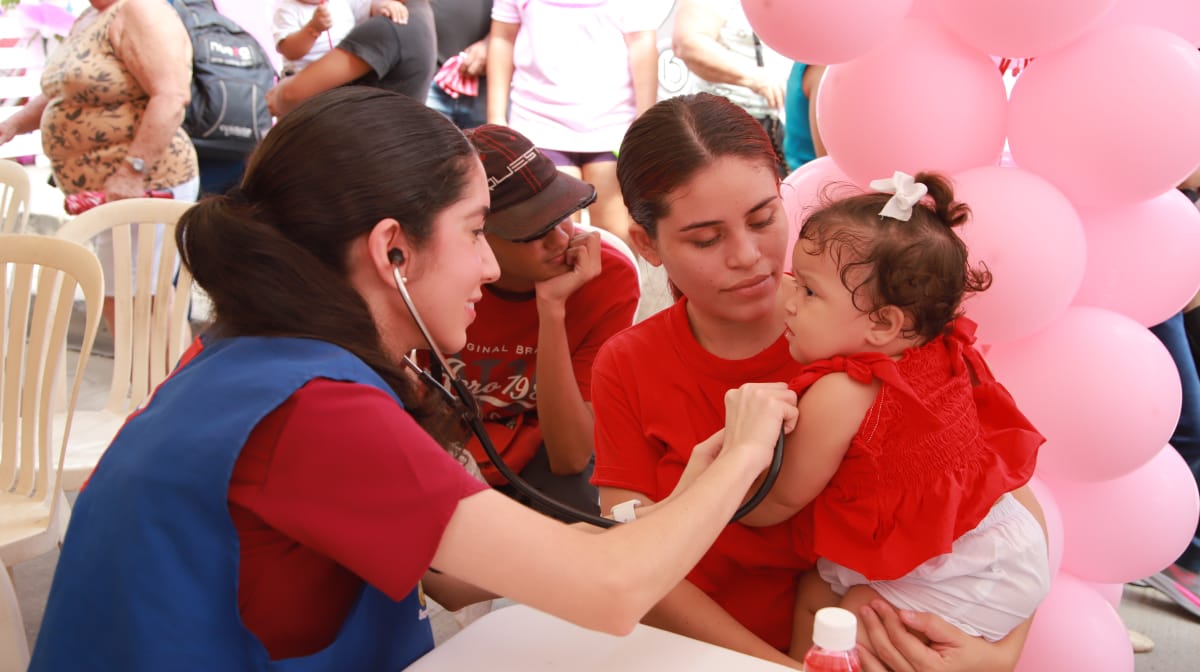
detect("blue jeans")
[426,78,488,130]
[1150,312,1200,572]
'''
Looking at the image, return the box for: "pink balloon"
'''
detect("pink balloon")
[1008,25,1200,208]
[906,0,940,21]
[741,0,911,65]
[780,157,859,272]
[954,167,1085,345]
[1075,190,1200,327]
[818,19,1008,189]
[1014,574,1133,672]
[1101,0,1200,46]
[1027,477,1065,577]
[1053,446,1200,583]
[934,0,1115,57]
[1084,581,1125,610]
[986,307,1181,482]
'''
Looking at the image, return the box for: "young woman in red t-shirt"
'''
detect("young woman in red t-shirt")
[595,93,1044,671]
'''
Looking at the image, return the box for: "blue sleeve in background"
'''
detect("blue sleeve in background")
[783,62,816,172]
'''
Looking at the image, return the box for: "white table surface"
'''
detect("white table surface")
[408,604,795,671]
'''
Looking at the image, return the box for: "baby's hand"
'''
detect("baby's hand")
[308,5,333,32]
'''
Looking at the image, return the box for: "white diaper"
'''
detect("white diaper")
[818,493,1051,642]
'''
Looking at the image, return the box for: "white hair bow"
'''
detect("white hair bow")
[869,171,928,222]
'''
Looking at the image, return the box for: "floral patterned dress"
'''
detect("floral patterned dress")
[39,0,197,194]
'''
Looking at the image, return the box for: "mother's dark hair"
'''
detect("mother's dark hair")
[176,86,476,447]
[617,93,780,238]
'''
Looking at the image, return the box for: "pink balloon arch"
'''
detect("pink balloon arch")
[750,1,1200,669]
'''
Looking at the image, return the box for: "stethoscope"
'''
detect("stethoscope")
[388,249,785,528]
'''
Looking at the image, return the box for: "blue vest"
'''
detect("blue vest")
[30,337,435,671]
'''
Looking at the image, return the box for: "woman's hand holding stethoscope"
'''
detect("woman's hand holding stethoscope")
[670,383,797,502]
[722,382,798,475]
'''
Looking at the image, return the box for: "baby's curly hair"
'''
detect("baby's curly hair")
[798,172,991,342]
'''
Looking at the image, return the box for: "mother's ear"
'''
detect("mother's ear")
[628,223,661,267]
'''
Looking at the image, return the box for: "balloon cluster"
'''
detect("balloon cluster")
[753,1,1200,669]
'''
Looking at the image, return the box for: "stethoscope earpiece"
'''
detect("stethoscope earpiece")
[387,248,405,266]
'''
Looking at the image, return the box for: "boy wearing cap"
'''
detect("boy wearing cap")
[449,124,640,516]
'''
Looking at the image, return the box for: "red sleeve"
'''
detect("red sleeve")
[568,244,639,403]
[589,339,663,498]
[232,379,488,601]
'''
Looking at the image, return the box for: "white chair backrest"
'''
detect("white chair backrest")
[55,198,194,414]
[0,159,30,234]
[0,567,27,672]
[0,234,102,506]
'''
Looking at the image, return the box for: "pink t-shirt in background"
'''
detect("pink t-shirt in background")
[492,0,659,152]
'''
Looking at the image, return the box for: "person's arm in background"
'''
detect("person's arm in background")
[267,49,372,117]
[625,30,658,117]
[486,19,518,125]
[459,33,489,78]
[802,64,826,158]
[276,3,331,62]
[671,0,784,110]
[0,94,48,145]
[104,0,192,200]
[534,232,604,474]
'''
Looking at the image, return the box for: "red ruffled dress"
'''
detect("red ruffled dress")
[787,318,1043,581]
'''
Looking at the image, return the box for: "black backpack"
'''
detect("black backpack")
[170,0,276,160]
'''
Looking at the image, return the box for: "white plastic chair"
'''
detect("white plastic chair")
[0,567,26,672]
[54,198,194,490]
[0,234,103,670]
[0,159,30,234]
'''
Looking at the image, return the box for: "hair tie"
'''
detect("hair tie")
[869,171,928,222]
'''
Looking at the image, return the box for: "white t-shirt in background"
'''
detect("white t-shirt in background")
[272,0,371,74]
[493,0,659,153]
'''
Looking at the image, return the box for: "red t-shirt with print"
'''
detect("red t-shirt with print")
[590,298,810,652]
[445,240,639,483]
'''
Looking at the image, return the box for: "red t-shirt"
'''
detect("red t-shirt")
[590,298,809,651]
[445,241,639,482]
[229,379,488,659]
